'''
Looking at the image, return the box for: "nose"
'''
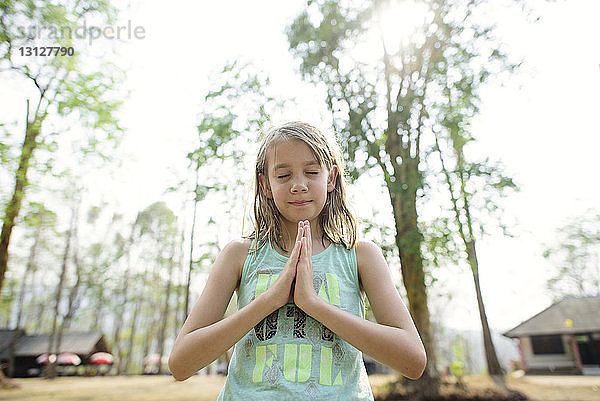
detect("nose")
[290,180,308,193]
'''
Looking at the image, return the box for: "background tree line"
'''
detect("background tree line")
[2,0,597,398]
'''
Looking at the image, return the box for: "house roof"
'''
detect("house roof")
[503,296,600,338]
[0,330,109,359]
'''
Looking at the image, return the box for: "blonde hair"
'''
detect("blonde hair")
[249,121,357,253]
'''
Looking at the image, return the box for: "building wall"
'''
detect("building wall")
[521,335,576,371]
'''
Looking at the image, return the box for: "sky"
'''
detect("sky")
[1,0,599,334]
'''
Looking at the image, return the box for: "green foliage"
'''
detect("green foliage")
[0,123,15,165]
[287,1,378,181]
[0,0,124,168]
[135,202,178,241]
[544,210,600,299]
[87,205,102,224]
[22,201,57,228]
[187,60,280,172]
[421,216,461,268]
[449,334,468,378]
[288,4,527,389]
[449,360,464,378]
[184,60,288,249]
[287,0,521,262]
[0,0,124,297]
[0,277,17,321]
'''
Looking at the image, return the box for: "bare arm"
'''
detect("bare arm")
[169,227,304,381]
[297,239,426,379]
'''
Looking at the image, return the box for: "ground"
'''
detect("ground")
[0,374,598,401]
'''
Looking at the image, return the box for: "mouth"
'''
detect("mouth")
[289,200,312,206]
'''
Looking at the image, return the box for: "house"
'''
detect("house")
[503,296,600,375]
[0,329,110,377]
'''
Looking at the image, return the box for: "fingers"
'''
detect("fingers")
[295,221,309,267]
[300,221,311,261]
[295,221,304,243]
[293,220,313,265]
[305,221,312,256]
[290,236,302,263]
[286,222,302,265]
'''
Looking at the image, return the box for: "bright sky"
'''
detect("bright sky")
[2,0,599,333]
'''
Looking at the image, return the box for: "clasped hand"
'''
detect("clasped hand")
[266,220,318,312]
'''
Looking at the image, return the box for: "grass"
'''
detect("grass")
[1,375,226,401]
[1,374,599,401]
[372,374,600,401]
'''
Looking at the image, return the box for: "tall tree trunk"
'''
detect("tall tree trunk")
[173,229,186,345]
[123,299,140,375]
[46,200,78,379]
[434,133,505,382]
[185,168,200,317]
[123,269,147,374]
[15,219,42,329]
[26,252,40,330]
[379,44,439,398]
[157,240,176,374]
[32,282,47,334]
[123,300,140,374]
[58,202,83,351]
[3,280,16,326]
[466,241,504,377]
[142,311,158,373]
[0,100,43,294]
[389,164,439,398]
[114,224,135,374]
[32,283,46,334]
[144,267,162,373]
[90,284,105,332]
[90,220,115,333]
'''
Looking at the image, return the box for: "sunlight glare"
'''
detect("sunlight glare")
[378,0,429,52]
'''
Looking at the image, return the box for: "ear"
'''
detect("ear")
[258,173,273,198]
[327,166,338,192]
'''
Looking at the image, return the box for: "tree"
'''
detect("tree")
[544,211,600,299]
[122,202,177,374]
[434,125,517,384]
[46,191,80,379]
[113,222,136,374]
[12,202,56,330]
[182,61,284,317]
[287,0,521,396]
[0,0,123,296]
[156,231,179,374]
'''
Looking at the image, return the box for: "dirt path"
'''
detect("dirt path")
[1,374,599,401]
[446,375,600,401]
[506,375,600,401]
[1,375,227,401]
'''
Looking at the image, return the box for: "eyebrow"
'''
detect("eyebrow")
[273,160,320,171]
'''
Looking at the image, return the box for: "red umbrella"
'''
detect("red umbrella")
[57,353,81,366]
[36,353,56,364]
[89,352,114,365]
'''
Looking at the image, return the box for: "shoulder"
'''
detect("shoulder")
[215,239,252,281]
[354,240,387,293]
[221,238,252,260]
[355,240,384,269]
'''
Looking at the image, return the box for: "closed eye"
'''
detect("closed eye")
[306,171,319,175]
[277,174,290,179]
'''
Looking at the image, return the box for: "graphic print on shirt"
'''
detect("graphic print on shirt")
[249,267,346,386]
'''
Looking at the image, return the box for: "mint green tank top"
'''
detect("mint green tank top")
[216,239,374,401]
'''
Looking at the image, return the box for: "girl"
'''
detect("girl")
[169,122,426,400]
